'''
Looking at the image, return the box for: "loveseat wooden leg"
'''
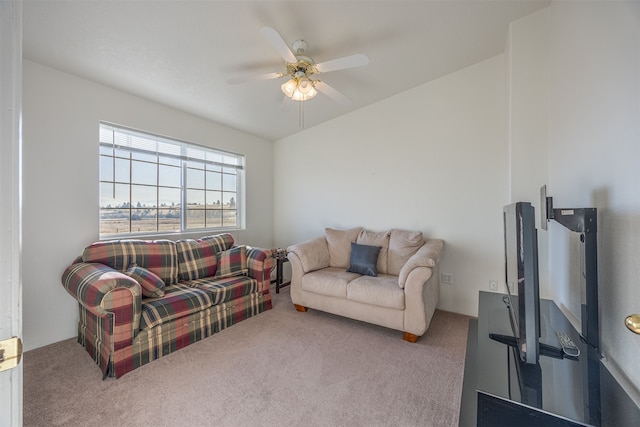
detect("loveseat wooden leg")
[294,304,308,312]
[403,332,420,343]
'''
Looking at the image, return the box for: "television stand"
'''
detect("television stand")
[459,291,640,426]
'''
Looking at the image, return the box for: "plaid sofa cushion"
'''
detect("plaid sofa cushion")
[126,263,165,298]
[188,275,257,306]
[214,245,248,279]
[82,239,179,285]
[140,283,213,330]
[176,239,218,281]
[200,233,235,253]
[175,234,236,281]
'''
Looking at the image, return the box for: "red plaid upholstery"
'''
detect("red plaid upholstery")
[188,275,257,306]
[247,246,274,295]
[199,233,235,253]
[140,283,213,330]
[82,239,179,285]
[63,234,273,378]
[62,262,141,320]
[214,245,248,279]
[126,264,165,298]
[64,263,143,377]
[175,234,234,281]
[108,292,267,378]
[176,239,218,281]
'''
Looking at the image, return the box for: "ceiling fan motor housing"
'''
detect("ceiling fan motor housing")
[286,60,318,79]
[292,39,307,54]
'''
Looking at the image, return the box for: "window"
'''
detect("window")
[99,123,244,237]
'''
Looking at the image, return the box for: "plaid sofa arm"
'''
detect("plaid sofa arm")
[62,262,142,337]
[246,247,274,294]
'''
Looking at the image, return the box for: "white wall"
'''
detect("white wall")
[22,60,273,351]
[273,55,508,316]
[547,0,640,391]
[506,8,550,297]
[508,1,640,393]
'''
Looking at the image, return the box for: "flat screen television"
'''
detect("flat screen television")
[502,202,540,364]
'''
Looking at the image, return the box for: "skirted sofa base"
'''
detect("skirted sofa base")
[62,233,273,378]
[77,290,269,379]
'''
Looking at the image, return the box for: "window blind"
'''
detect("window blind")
[99,122,244,170]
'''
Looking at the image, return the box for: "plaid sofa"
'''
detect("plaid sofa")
[61,233,273,378]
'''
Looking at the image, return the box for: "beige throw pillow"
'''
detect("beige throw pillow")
[325,227,362,268]
[388,229,424,275]
[356,229,390,275]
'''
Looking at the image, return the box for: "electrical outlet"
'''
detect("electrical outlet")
[489,280,498,291]
[441,273,453,285]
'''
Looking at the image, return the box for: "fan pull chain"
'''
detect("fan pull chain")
[112,129,116,199]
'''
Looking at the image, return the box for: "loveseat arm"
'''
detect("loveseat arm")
[287,236,330,273]
[246,247,274,294]
[398,239,444,288]
[62,262,142,334]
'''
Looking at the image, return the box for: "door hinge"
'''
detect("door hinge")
[0,337,23,373]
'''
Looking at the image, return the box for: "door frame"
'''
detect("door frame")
[0,1,23,425]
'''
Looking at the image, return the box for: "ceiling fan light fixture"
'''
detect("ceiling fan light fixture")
[281,78,297,96]
[297,77,314,94]
[254,26,368,109]
[281,76,317,101]
[291,85,317,101]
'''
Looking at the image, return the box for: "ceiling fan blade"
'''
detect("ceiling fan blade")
[227,72,283,85]
[260,26,298,64]
[315,53,369,73]
[314,81,352,107]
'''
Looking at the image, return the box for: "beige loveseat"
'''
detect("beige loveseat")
[287,227,444,342]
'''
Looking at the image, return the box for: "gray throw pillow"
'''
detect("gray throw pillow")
[347,242,382,277]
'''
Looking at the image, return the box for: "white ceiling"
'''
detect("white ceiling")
[22,0,549,141]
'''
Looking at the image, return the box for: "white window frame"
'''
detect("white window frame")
[99,122,245,238]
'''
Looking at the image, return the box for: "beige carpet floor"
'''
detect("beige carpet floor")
[23,287,470,427]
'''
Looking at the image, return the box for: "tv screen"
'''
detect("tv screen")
[503,202,540,364]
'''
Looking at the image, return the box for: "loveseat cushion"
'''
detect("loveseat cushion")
[356,229,390,275]
[188,275,257,306]
[325,227,362,268]
[175,234,235,281]
[301,267,361,299]
[388,230,424,276]
[126,263,165,298]
[140,283,213,330]
[82,239,179,285]
[346,274,405,310]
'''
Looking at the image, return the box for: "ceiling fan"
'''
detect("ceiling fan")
[230,26,369,106]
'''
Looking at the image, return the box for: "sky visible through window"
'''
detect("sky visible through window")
[99,123,243,236]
